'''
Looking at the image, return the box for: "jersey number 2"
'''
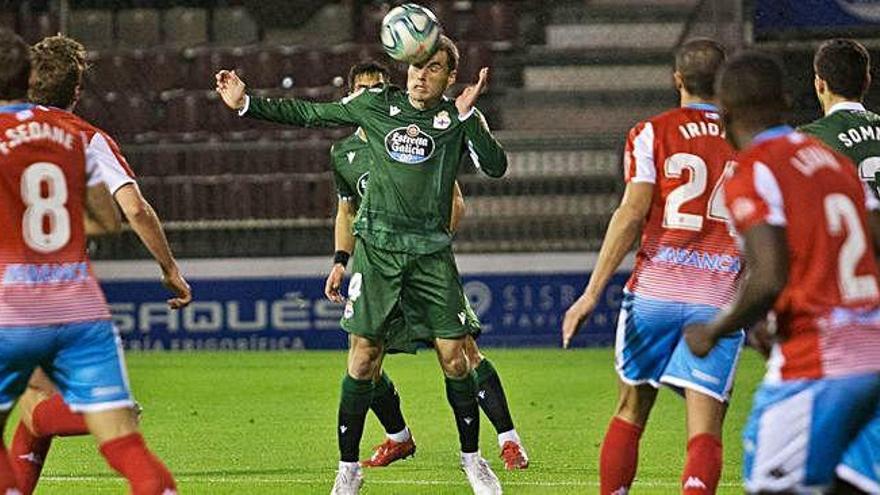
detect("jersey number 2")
[824,193,879,303]
[663,153,733,231]
[21,162,71,253]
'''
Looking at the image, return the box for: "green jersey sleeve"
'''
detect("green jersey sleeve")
[330,146,357,201]
[459,108,507,178]
[242,89,376,128]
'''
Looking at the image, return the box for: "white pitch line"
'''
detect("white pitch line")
[41,476,740,488]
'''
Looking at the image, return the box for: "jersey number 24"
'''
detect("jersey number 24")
[662,153,734,231]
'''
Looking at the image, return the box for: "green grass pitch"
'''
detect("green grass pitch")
[10,348,765,494]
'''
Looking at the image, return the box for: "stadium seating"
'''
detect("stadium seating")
[12,1,645,257]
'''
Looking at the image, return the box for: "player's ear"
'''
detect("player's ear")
[814,75,824,95]
[447,69,457,88]
[673,71,684,92]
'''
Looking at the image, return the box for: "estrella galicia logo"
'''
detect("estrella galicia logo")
[356,172,369,198]
[385,124,434,164]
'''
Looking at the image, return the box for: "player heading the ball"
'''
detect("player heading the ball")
[217,35,507,495]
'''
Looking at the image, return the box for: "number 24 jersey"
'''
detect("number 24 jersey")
[623,105,741,309]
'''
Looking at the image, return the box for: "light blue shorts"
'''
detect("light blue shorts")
[0,320,133,412]
[838,400,880,494]
[614,291,744,401]
[743,373,880,493]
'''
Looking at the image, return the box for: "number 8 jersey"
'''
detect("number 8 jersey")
[726,128,880,380]
[623,104,741,308]
[0,104,113,326]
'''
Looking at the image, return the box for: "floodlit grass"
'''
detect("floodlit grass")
[15,348,765,494]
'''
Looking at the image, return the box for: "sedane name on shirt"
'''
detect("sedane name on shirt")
[0,121,75,155]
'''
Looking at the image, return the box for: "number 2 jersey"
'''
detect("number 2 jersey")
[725,128,880,380]
[0,103,134,327]
[623,104,741,308]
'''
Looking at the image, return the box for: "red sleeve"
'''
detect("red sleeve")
[723,156,786,234]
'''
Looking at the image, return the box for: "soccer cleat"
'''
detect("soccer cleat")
[499,441,529,470]
[461,453,502,495]
[330,463,363,495]
[360,437,416,467]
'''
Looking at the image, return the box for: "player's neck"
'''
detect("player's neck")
[679,93,714,109]
[407,95,441,111]
[0,99,25,107]
[822,94,859,115]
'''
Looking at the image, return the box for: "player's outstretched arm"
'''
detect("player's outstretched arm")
[562,182,652,348]
[215,69,362,128]
[684,224,788,357]
[325,199,357,303]
[85,183,122,235]
[456,68,507,178]
[114,183,192,309]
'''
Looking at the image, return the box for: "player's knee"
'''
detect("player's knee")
[440,353,469,378]
[615,385,656,426]
[463,339,482,367]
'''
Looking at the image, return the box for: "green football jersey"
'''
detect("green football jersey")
[330,128,371,211]
[799,102,880,190]
[243,85,507,254]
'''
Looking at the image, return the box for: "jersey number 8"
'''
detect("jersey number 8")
[20,162,71,253]
[663,153,734,232]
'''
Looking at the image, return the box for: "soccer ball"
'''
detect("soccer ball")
[380,4,442,65]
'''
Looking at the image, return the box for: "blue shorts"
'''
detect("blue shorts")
[0,320,134,413]
[838,400,880,494]
[743,373,880,493]
[614,291,744,401]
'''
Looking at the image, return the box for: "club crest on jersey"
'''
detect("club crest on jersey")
[433,110,451,129]
[356,172,369,198]
[385,124,434,164]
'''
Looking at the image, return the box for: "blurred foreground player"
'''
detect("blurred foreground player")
[218,35,508,495]
[8,34,191,495]
[562,39,742,495]
[0,29,178,494]
[799,39,880,494]
[685,51,880,493]
[325,61,527,470]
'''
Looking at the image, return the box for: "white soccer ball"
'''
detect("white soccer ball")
[380,3,442,65]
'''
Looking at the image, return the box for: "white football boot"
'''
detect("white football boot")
[461,452,502,495]
[330,462,363,495]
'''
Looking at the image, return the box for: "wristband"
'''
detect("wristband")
[333,250,351,267]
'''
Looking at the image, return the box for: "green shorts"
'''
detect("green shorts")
[341,240,480,349]
[382,296,481,354]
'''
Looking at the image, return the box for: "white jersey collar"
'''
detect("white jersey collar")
[828,101,866,115]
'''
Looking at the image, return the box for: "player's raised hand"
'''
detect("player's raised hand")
[215,69,247,111]
[162,269,192,309]
[325,264,346,303]
[683,323,718,358]
[455,67,489,117]
[561,293,598,349]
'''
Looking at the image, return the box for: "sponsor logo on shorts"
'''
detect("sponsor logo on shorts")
[385,124,434,164]
[691,369,721,385]
[91,386,123,397]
